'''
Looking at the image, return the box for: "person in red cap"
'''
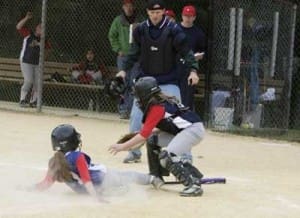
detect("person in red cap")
[178,5,206,111]
[164,9,176,22]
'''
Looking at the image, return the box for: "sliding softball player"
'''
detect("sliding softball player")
[31,124,162,202]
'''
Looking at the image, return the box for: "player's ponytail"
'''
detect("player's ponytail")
[146,92,178,112]
[48,151,73,182]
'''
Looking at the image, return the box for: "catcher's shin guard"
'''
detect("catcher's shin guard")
[159,150,194,187]
[183,162,203,180]
[146,135,169,178]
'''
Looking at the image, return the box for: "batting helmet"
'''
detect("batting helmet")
[133,76,161,107]
[104,76,126,99]
[51,124,81,153]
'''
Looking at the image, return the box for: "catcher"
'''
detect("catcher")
[29,124,163,202]
[109,76,205,197]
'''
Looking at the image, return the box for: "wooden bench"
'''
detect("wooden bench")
[0,57,116,82]
[0,57,206,112]
[0,57,71,81]
[210,74,285,101]
[0,58,116,111]
[209,73,287,128]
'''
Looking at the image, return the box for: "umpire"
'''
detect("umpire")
[117,0,199,163]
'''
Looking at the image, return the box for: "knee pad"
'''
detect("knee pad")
[159,150,193,187]
[180,153,193,164]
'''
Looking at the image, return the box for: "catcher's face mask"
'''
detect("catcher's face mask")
[105,77,126,99]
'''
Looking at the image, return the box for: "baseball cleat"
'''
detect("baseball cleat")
[180,184,203,197]
[123,153,141,163]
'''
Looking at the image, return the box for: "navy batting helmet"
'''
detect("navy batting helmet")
[51,124,81,153]
[133,76,161,107]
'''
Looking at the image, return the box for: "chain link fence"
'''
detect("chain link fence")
[0,0,299,134]
[0,0,208,114]
[291,0,300,130]
[209,0,298,132]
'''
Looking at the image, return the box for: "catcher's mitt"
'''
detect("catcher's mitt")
[117,132,138,143]
[117,132,145,150]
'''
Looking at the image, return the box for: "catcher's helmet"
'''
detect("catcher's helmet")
[51,124,81,153]
[133,76,161,106]
[104,76,126,99]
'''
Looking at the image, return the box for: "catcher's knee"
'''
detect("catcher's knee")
[159,150,203,187]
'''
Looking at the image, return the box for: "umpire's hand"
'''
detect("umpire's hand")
[188,70,199,85]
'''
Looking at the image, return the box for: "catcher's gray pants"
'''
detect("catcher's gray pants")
[156,122,205,156]
[20,62,39,103]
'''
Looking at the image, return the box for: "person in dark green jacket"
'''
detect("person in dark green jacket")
[108,0,139,119]
[108,0,137,61]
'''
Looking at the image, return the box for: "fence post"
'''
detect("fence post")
[37,0,48,112]
[270,12,279,78]
[284,4,297,129]
[234,8,243,76]
[227,8,236,71]
[205,0,215,127]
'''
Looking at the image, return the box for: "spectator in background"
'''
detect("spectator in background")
[108,0,140,119]
[71,49,103,85]
[178,5,206,111]
[16,11,51,108]
[164,9,176,22]
[243,15,272,112]
[116,0,199,163]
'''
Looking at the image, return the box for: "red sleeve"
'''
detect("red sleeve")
[140,105,165,138]
[76,153,91,184]
[35,171,54,191]
[17,27,30,37]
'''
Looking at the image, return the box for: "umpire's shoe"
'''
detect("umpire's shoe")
[123,152,141,163]
[180,184,203,197]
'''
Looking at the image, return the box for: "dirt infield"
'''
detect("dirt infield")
[0,110,299,218]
